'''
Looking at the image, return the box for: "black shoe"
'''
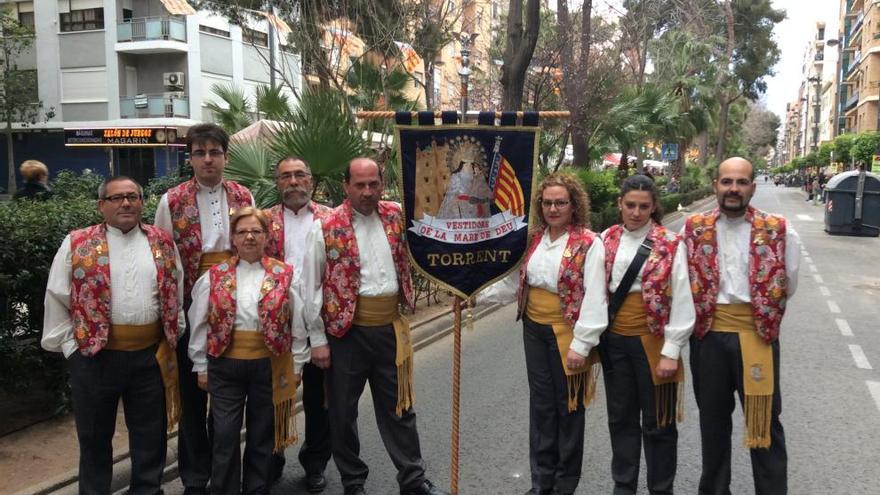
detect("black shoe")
[182,488,208,495]
[524,489,553,495]
[270,452,286,485]
[305,472,327,493]
[401,479,449,495]
[344,485,366,495]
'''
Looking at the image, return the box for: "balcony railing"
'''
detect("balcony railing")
[120,94,189,119]
[850,12,865,38]
[117,16,186,43]
[847,51,862,75]
[845,90,860,111]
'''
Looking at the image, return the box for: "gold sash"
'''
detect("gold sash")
[198,250,233,277]
[107,322,181,431]
[221,330,299,452]
[713,303,774,449]
[611,293,684,427]
[526,287,600,412]
[353,295,414,417]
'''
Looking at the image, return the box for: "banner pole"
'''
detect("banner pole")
[356,110,570,120]
[450,296,463,495]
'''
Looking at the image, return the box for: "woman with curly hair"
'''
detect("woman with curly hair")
[596,174,695,494]
[479,171,608,495]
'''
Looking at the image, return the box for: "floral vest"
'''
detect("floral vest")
[166,178,252,295]
[516,226,598,326]
[603,222,680,337]
[205,256,293,357]
[684,207,788,343]
[69,224,180,356]
[265,201,332,260]
[321,200,414,338]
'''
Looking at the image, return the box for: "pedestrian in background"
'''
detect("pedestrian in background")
[14,159,53,200]
[683,157,801,495]
[479,172,606,495]
[598,174,695,495]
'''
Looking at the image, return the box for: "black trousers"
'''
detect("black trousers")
[177,324,213,491]
[68,346,167,495]
[327,324,426,491]
[689,333,787,495]
[522,316,585,495]
[298,361,332,475]
[603,332,677,495]
[208,356,275,495]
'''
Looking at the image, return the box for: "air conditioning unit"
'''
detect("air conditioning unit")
[163,72,185,90]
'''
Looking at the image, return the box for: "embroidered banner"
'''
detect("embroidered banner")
[397,123,539,297]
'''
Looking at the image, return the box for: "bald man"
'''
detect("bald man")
[682,157,801,495]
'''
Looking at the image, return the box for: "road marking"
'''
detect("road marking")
[866,381,880,413]
[849,345,873,370]
[802,250,810,256]
[827,300,841,313]
[809,264,818,273]
[804,256,813,264]
[814,274,825,284]
[797,214,813,221]
[819,286,831,297]
[835,319,853,336]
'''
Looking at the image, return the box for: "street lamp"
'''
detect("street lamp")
[456,32,479,117]
[807,75,821,153]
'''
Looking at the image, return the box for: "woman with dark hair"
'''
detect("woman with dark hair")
[597,174,695,494]
[479,172,608,495]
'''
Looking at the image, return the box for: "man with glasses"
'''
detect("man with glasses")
[155,123,253,494]
[264,156,332,492]
[42,176,185,494]
[301,158,448,495]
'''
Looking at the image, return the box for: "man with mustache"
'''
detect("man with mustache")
[682,157,801,495]
[264,157,332,492]
[154,123,253,494]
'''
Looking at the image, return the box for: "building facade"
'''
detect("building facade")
[839,0,880,135]
[1,0,299,190]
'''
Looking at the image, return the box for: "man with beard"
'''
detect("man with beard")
[301,158,447,495]
[682,157,801,495]
[264,157,332,492]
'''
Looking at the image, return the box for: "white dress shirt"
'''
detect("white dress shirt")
[187,260,310,373]
[477,228,608,358]
[712,214,801,304]
[42,225,186,358]
[604,223,695,359]
[154,181,254,253]
[282,203,315,281]
[300,207,400,336]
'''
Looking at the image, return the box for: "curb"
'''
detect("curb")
[22,302,503,495]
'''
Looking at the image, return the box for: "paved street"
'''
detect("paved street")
[162,180,880,494]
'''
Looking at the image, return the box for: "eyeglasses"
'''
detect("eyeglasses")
[102,193,142,204]
[541,199,571,208]
[277,171,312,181]
[234,229,266,238]
[190,149,225,158]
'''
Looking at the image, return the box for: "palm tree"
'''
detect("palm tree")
[204,83,253,134]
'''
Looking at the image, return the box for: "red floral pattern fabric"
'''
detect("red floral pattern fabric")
[684,207,788,342]
[603,222,680,337]
[205,256,294,357]
[320,200,414,338]
[265,202,332,260]
[516,226,598,326]
[70,224,180,356]
[166,178,252,295]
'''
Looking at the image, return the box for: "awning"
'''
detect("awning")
[229,120,285,144]
[159,0,196,16]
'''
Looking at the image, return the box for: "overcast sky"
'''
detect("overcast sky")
[763,0,841,119]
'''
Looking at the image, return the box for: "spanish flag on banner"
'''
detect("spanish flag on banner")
[493,157,525,217]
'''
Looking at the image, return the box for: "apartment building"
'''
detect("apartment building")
[839,0,880,134]
[1,0,299,189]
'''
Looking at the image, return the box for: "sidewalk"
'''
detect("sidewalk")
[1,293,501,495]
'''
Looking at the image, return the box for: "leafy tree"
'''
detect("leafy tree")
[500,0,541,110]
[851,132,880,167]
